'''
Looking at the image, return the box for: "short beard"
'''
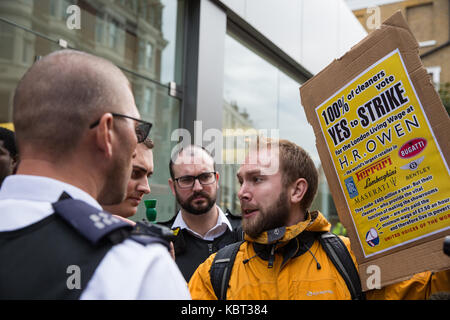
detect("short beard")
[176,190,216,215]
[242,188,290,239]
[98,153,131,206]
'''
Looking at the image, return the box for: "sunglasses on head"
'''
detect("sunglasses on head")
[89,112,152,143]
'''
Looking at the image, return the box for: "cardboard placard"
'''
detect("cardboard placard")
[300,11,450,291]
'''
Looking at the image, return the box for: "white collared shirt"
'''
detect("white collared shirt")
[0,175,191,300]
[171,206,233,241]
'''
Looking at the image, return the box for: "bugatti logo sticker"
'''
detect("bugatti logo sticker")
[399,138,427,159]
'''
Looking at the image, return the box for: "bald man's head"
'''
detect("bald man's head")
[13,49,133,156]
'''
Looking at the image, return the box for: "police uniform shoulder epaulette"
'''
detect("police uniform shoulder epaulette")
[52,197,133,246]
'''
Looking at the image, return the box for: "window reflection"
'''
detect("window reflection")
[0,0,182,223]
[223,34,278,130]
[221,32,337,222]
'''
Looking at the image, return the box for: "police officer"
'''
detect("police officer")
[0,50,190,299]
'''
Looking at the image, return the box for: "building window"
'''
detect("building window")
[143,86,153,115]
[220,32,318,213]
[22,40,34,64]
[0,0,184,223]
[139,40,153,70]
[49,0,57,16]
[426,66,441,91]
[0,24,14,60]
[406,3,433,42]
[108,20,119,49]
[49,0,73,20]
[95,15,104,44]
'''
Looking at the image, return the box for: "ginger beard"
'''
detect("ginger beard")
[241,187,290,239]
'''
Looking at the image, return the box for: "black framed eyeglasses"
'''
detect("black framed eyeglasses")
[174,172,217,189]
[89,112,152,143]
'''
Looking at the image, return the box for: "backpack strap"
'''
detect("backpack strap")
[210,240,243,300]
[209,231,365,300]
[318,232,365,300]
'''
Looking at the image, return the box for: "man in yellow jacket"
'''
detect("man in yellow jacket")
[188,138,449,300]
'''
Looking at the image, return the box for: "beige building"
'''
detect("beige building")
[348,0,449,110]
[0,0,379,225]
[220,100,254,214]
[0,0,180,221]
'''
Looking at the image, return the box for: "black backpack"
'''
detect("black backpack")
[209,231,365,300]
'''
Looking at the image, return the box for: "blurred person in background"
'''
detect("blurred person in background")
[0,127,18,186]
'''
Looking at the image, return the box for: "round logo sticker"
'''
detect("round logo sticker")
[365,228,379,247]
[398,138,427,159]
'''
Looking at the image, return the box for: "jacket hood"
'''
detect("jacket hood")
[244,210,331,245]
[305,210,331,233]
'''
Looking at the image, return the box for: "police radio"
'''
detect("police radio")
[133,199,179,242]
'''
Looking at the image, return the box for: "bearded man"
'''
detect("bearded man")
[166,145,241,281]
[188,138,450,300]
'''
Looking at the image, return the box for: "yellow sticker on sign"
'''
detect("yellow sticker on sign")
[315,49,450,257]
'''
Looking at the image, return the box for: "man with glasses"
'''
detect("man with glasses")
[166,145,242,281]
[0,50,189,299]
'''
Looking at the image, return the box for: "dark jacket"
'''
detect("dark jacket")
[160,209,242,282]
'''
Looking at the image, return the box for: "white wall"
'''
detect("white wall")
[345,0,404,11]
[219,0,367,75]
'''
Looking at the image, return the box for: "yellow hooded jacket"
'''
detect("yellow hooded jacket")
[188,211,450,300]
[189,211,357,300]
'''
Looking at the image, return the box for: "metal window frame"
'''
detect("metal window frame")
[180,0,226,137]
[223,4,313,85]
[180,0,313,137]
[180,0,314,207]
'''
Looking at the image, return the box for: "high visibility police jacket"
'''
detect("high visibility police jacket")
[188,210,450,300]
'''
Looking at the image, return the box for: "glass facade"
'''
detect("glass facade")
[220,32,338,222]
[0,0,183,223]
[0,0,341,227]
